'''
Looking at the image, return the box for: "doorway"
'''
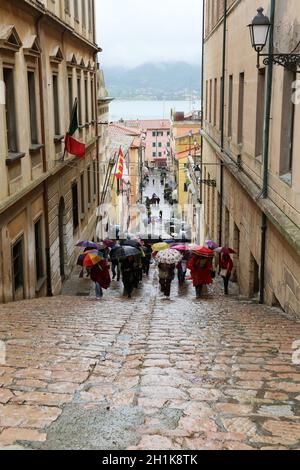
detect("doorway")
[250,253,260,298]
[58,197,66,281]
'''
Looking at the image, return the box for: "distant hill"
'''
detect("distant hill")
[103,62,201,100]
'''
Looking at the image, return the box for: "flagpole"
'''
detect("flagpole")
[62,98,79,162]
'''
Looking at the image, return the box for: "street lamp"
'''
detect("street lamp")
[194,164,201,180]
[248,7,271,54]
[248,7,300,71]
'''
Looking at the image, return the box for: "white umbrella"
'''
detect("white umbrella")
[156,249,183,265]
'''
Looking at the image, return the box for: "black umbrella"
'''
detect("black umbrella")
[110,245,141,259]
[122,240,142,249]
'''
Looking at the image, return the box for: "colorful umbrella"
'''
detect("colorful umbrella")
[152,242,170,252]
[205,240,219,250]
[77,254,86,267]
[215,247,236,255]
[192,246,215,258]
[82,251,103,268]
[76,240,100,250]
[156,249,183,265]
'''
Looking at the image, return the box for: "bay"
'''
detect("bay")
[109,100,201,122]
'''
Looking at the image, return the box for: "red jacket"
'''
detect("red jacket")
[90,260,111,289]
[187,256,213,286]
[219,256,233,275]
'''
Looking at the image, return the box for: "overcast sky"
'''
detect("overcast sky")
[96,0,203,69]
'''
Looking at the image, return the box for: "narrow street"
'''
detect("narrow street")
[1,269,300,450]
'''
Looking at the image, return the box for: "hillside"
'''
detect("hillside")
[103,62,201,100]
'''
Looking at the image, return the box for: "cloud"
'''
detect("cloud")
[96,0,203,68]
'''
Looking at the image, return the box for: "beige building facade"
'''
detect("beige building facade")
[203,0,300,318]
[0,0,101,302]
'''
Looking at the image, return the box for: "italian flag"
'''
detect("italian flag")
[65,99,86,159]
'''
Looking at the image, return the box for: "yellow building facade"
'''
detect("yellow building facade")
[0,0,101,302]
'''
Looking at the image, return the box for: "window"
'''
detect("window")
[228,75,233,138]
[152,131,156,137]
[53,74,60,135]
[152,142,156,147]
[167,131,170,136]
[68,76,73,120]
[153,152,156,157]
[158,152,162,157]
[3,68,17,153]
[91,79,95,121]
[224,206,230,246]
[214,78,217,126]
[209,79,212,123]
[80,173,85,214]
[255,68,266,157]
[27,71,38,144]
[158,142,162,147]
[74,0,79,20]
[82,0,86,29]
[84,78,89,123]
[64,0,70,14]
[34,219,44,282]
[280,69,296,177]
[237,72,245,144]
[88,0,93,32]
[219,77,223,132]
[87,166,91,204]
[233,223,240,257]
[12,238,24,293]
[167,142,170,147]
[77,77,82,126]
[93,160,97,196]
[205,80,208,121]
[72,183,79,231]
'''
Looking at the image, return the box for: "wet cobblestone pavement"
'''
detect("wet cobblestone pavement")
[0,272,300,450]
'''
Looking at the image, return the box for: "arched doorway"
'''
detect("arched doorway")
[58,197,66,281]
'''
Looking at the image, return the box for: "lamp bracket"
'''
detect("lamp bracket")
[200,179,217,188]
[259,53,300,73]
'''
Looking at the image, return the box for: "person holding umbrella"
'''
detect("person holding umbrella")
[219,248,234,295]
[142,244,152,276]
[120,256,136,299]
[187,247,215,299]
[158,263,176,298]
[78,250,110,300]
[90,259,111,300]
[156,249,182,299]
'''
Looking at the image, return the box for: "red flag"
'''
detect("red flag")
[65,134,85,159]
[116,147,124,180]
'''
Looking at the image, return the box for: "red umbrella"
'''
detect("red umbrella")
[215,247,236,255]
[192,246,215,258]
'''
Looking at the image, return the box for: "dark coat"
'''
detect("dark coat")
[90,260,111,289]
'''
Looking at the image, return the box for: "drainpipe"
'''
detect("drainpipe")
[95,62,100,209]
[219,0,227,247]
[199,0,205,205]
[36,14,53,297]
[259,0,275,304]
